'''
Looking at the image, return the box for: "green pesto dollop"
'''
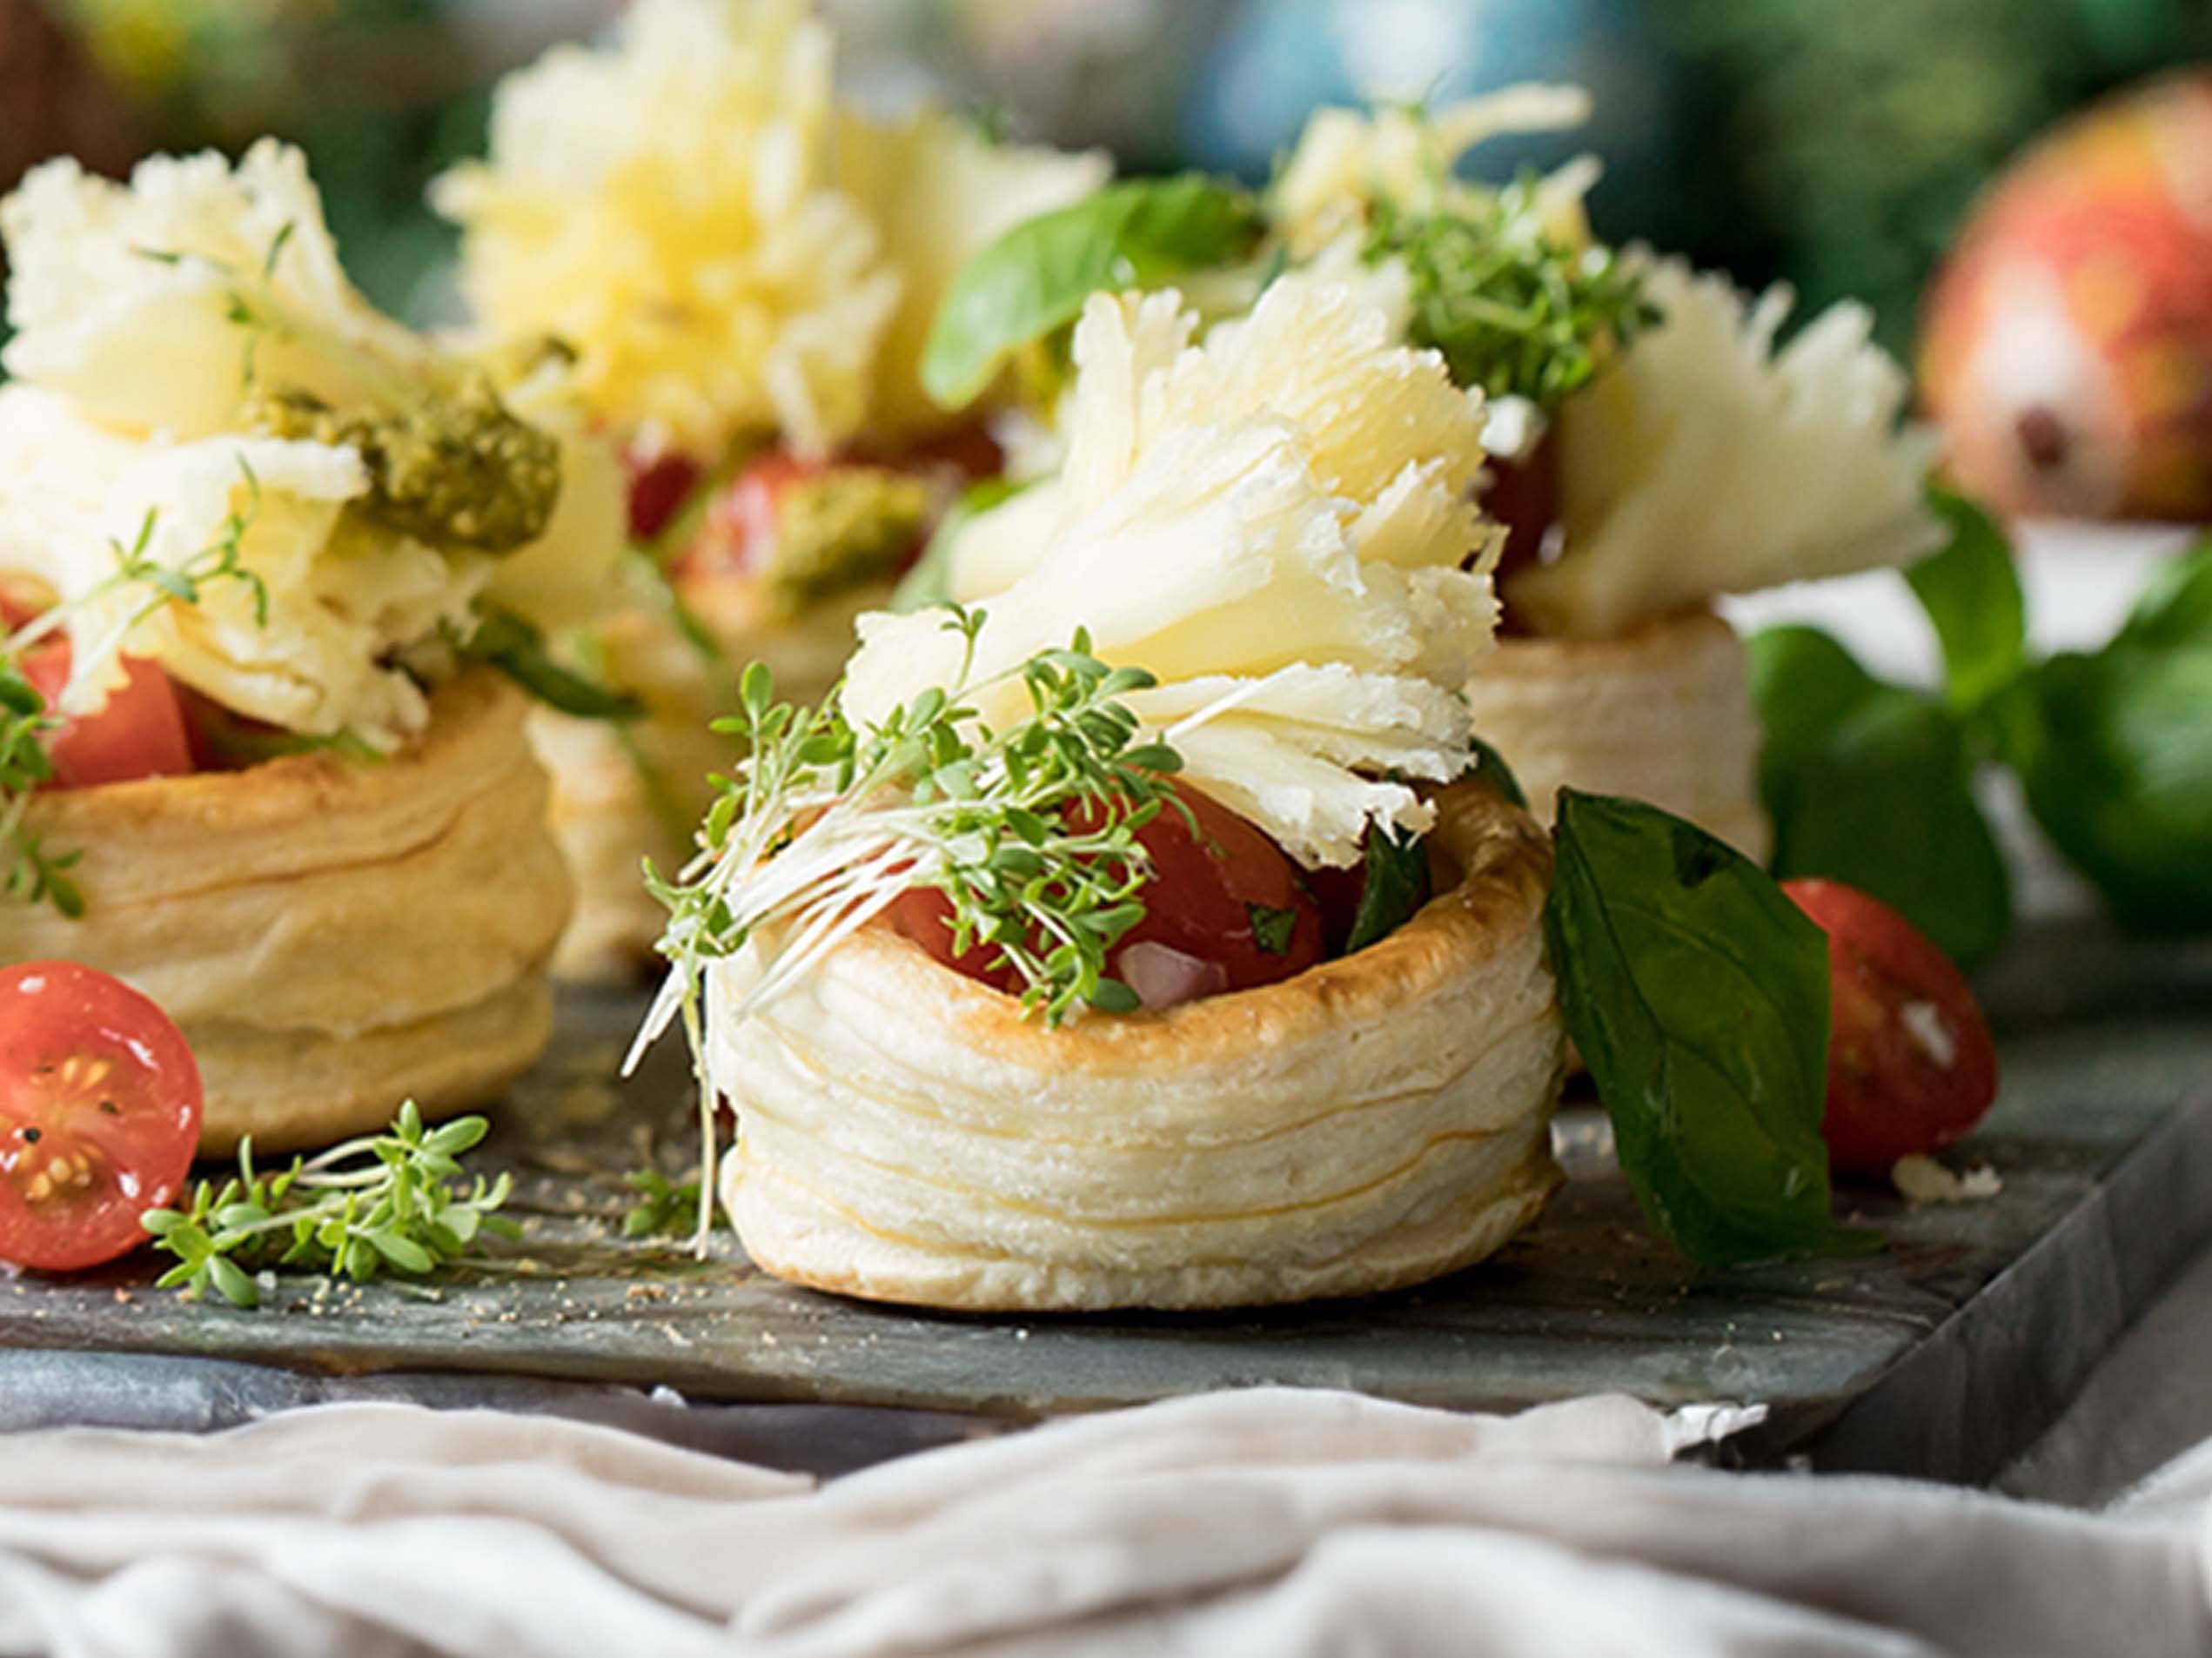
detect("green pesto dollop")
[247,374,562,557]
[758,467,933,614]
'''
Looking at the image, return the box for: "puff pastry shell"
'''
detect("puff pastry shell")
[1461,608,1772,861]
[709,781,1565,1312]
[533,582,881,983]
[0,670,571,1152]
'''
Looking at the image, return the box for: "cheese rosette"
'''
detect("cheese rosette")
[843,273,1499,869]
[0,142,609,1148]
[432,0,1109,457]
[0,140,624,750]
[434,0,1106,978]
[1509,258,1947,640]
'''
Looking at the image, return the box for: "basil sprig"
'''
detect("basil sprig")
[1546,789,1867,1269]
[1750,486,2211,957]
[921,176,1264,411]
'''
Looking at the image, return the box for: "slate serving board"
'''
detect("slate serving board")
[3,914,2209,1484]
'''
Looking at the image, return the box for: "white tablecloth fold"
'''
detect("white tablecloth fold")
[1,1388,2206,1658]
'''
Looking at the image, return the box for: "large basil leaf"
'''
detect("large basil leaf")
[1547,790,1860,1270]
[920,176,1263,410]
[1748,626,2012,970]
[2113,537,2212,653]
[1907,487,2028,713]
[2008,555,2212,935]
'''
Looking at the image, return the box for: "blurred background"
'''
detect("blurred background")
[3,0,2209,523]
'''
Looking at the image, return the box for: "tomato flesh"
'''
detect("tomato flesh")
[5,601,195,790]
[625,449,704,545]
[0,963,203,1272]
[890,782,1324,1010]
[1783,878,2001,1175]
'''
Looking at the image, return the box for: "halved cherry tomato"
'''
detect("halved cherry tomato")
[0,962,202,1272]
[1783,878,2001,1175]
[890,782,1324,1010]
[4,601,194,789]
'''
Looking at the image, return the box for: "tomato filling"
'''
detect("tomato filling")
[0,962,203,1272]
[629,432,1002,595]
[3,597,196,790]
[888,782,1337,1012]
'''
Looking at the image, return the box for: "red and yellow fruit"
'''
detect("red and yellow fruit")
[1921,72,2212,523]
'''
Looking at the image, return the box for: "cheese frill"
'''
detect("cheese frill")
[432,0,1109,457]
[0,141,621,749]
[841,272,1499,870]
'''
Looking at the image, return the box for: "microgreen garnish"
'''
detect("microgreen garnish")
[140,1101,520,1310]
[620,1168,707,1240]
[628,604,1190,1249]
[2,468,266,915]
[1247,903,1298,957]
[1365,177,1661,412]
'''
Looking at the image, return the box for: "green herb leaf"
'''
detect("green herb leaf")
[142,1104,515,1308]
[1342,826,1432,955]
[922,176,1264,410]
[1467,735,1529,809]
[1907,487,2028,715]
[620,1168,707,1240]
[466,607,645,722]
[1246,902,1299,957]
[1546,790,1869,1271]
[1366,178,1662,411]
[1748,626,2012,970]
[2007,549,2212,934]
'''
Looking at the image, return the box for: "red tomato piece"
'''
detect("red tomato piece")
[1783,878,2001,1175]
[0,962,203,1272]
[6,603,195,790]
[889,782,1324,1011]
[625,448,704,545]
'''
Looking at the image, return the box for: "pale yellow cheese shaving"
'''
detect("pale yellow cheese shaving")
[841,276,1498,869]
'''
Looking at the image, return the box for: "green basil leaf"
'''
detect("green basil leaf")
[891,477,1028,614]
[1748,626,2012,970]
[921,176,1264,410]
[1547,790,1864,1270]
[2010,637,2212,935]
[2113,538,2212,653]
[1246,902,1299,957]
[1466,735,1529,809]
[467,607,644,723]
[1343,826,1432,955]
[1907,487,2028,713]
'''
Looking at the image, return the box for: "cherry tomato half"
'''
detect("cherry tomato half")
[890,782,1324,1011]
[6,601,194,791]
[1783,878,2001,1175]
[0,962,203,1272]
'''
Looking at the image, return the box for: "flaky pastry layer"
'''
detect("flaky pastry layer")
[3,670,571,1151]
[1462,609,1772,861]
[709,781,1566,1312]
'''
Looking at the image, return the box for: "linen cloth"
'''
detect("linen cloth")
[2,1387,2208,1657]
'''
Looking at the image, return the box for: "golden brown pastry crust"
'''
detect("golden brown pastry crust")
[1461,608,1772,861]
[710,780,1566,1312]
[1,670,571,1152]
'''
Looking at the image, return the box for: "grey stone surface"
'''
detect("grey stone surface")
[2,916,2206,1481]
